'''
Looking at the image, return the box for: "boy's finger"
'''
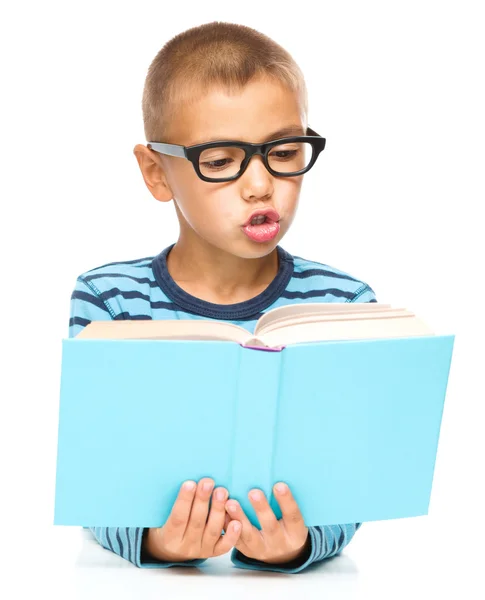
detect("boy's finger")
[273,482,306,536]
[184,478,214,543]
[248,489,279,537]
[223,512,231,533]
[201,487,228,552]
[163,480,197,538]
[213,520,242,556]
[225,499,262,551]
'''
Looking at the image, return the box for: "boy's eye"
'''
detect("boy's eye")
[201,158,234,169]
[268,143,311,173]
[268,144,300,161]
[270,150,298,160]
[199,147,245,176]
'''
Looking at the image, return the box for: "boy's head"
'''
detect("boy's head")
[134,21,316,260]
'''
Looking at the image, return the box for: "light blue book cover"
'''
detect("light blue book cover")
[54,334,454,528]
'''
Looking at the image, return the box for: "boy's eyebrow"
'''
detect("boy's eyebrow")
[263,125,307,141]
[189,125,306,146]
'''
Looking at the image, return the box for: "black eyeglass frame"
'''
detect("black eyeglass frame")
[147,126,326,183]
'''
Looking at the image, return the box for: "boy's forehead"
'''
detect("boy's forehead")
[168,79,306,145]
[188,124,306,146]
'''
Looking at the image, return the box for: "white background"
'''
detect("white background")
[1,1,484,598]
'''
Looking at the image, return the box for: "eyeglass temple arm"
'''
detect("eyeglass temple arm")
[147,142,186,158]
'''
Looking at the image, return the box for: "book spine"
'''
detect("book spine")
[228,346,283,527]
[241,343,286,352]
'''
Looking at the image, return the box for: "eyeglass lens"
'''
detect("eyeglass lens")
[198,142,313,179]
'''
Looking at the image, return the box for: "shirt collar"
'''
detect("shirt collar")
[151,243,294,320]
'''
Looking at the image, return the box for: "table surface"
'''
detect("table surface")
[6,516,484,600]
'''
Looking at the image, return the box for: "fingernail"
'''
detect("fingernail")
[183,481,196,491]
[203,481,214,493]
[215,488,226,502]
[275,483,287,495]
[249,490,262,501]
[233,522,241,533]
[226,501,237,513]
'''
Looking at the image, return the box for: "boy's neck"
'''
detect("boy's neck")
[166,239,279,305]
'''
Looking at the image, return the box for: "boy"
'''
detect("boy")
[69,21,377,574]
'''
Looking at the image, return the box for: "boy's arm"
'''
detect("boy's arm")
[230,523,362,573]
[88,527,207,568]
[230,282,376,573]
[70,276,207,568]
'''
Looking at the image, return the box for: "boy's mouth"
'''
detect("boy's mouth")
[241,208,281,242]
[243,208,280,227]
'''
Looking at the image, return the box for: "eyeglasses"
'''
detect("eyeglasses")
[147,126,326,182]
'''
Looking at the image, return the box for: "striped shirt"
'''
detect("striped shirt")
[69,242,377,573]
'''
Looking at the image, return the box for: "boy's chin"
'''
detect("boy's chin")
[229,238,281,260]
[200,229,284,259]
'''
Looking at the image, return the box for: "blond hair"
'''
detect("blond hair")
[142,21,308,142]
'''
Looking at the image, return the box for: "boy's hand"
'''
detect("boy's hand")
[144,478,242,562]
[223,483,310,564]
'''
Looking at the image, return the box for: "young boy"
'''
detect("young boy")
[69,21,377,574]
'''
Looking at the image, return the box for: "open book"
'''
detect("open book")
[76,302,435,349]
[56,302,454,528]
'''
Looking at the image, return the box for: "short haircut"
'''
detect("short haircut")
[142,21,308,143]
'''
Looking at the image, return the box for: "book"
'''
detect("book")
[54,302,455,528]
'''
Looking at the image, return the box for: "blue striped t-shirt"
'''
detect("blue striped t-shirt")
[68,242,377,574]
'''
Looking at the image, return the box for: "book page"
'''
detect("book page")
[255,302,394,336]
[76,319,251,344]
[259,314,434,347]
[258,308,409,336]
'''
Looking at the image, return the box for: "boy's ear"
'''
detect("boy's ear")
[133,144,173,203]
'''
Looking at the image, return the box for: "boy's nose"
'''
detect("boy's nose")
[239,155,274,198]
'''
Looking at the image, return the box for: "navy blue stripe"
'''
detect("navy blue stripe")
[281,288,355,300]
[105,528,114,552]
[369,299,377,303]
[113,313,153,320]
[293,268,360,283]
[146,300,180,310]
[324,527,333,555]
[69,316,91,328]
[100,289,152,303]
[71,290,110,312]
[337,526,345,547]
[126,528,132,563]
[330,527,339,554]
[86,257,154,273]
[134,528,141,563]
[98,289,178,312]
[116,528,124,556]
[111,309,263,322]
[84,272,158,286]
[177,307,265,321]
[316,527,324,558]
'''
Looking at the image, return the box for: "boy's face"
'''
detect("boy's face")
[135,77,307,259]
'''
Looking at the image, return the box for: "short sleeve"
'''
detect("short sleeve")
[351,283,377,303]
[68,276,114,338]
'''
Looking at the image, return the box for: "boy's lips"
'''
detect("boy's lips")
[242,208,280,226]
[241,208,281,243]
